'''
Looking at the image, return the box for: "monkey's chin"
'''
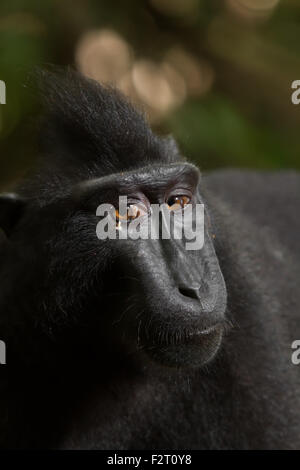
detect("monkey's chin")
[144,325,223,369]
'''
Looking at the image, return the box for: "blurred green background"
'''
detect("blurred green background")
[0,0,299,189]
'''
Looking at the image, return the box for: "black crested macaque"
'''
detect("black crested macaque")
[0,70,300,449]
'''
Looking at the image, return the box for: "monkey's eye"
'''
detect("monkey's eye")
[115,203,148,222]
[166,195,191,211]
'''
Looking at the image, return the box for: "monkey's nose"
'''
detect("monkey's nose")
[178,284,201,301]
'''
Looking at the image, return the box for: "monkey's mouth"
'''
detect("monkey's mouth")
[142,323,224,368]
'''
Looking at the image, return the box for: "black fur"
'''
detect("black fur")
[0,70,300,449]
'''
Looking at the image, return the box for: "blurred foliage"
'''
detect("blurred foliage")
[0,0,299,189]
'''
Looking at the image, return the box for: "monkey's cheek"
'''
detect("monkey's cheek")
[145,325,224,369]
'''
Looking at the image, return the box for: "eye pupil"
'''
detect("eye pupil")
[167,195,190,210]
[115,203,146,223]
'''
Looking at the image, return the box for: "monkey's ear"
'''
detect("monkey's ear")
[0,193,26,237]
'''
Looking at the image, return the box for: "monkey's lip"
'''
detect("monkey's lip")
[179,323,224,347]
[190,324,222,337]
[143,323,224,368]
[143,322,224,348]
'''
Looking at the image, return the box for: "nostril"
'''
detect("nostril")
[178,285,200,301]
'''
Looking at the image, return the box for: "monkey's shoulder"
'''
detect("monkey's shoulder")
[204,169,300,254]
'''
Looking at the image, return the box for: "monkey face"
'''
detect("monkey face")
[70,162,228,368]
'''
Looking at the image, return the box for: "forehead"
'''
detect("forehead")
[77,163,200,197]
